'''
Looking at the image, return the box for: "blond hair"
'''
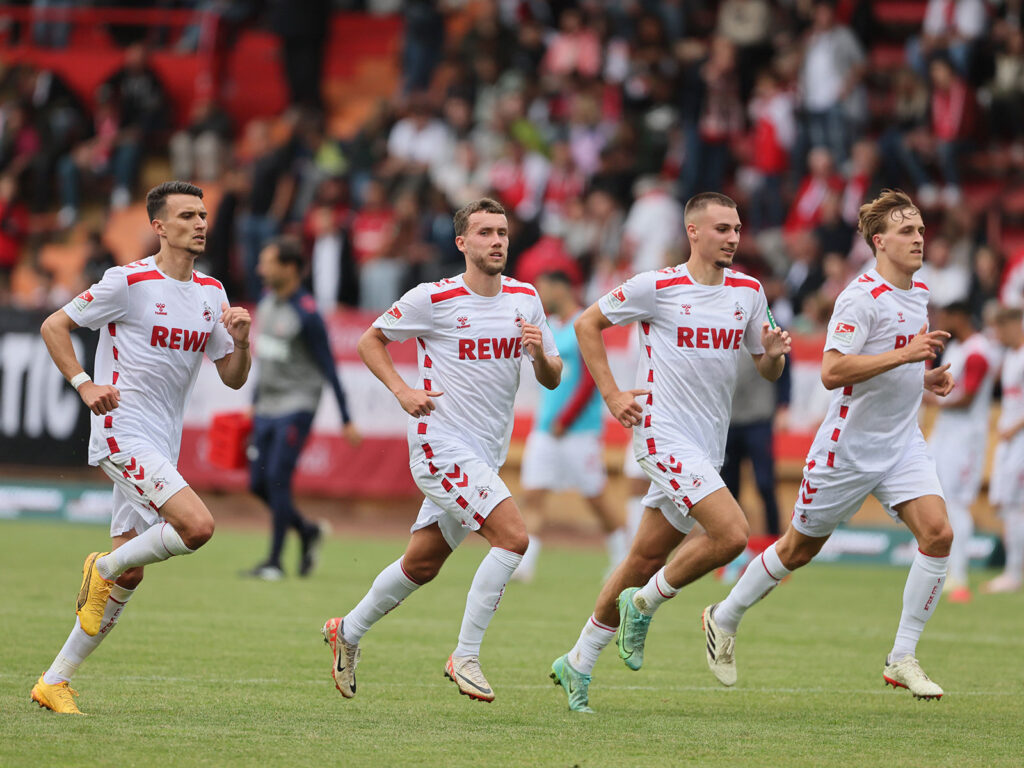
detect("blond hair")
[858,189,919,254]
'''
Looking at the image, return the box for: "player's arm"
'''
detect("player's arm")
[521,322,562,390]
[357,326,440,417]
[751,322,791,382]
[574,302,648,428]
[820,323,949,390]
[301,306,361,445]
[215,302,252,389]
[40,309,120,415]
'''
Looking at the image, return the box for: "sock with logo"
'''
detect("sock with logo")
[714,543,792,633]
[342,558,421,645]
[96,522,193,580]
[890,548,948,661]
[567,614,616,674]
[42,584,135,684]
[453,547,522,657]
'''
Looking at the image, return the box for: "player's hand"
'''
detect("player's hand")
[521,322,544,358]
[760,321,791,359]
[342,421,363,447]
[397,386,443,417]
[79,381,120,415]
[605,388,649,428]
[924,362,954,397]
[903,323,949,363]
[220,301,252,347]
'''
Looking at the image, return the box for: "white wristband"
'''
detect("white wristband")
[70,372,92,391]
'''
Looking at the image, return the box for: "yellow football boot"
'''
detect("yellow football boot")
[77,551,113,636]
[31,675,83,715]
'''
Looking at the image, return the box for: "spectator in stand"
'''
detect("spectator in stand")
[541,7,602,81]
[169,90,232,183]
[796,0,867,169]
[716,0,775,103]
[430,139,487,210]
[541,139,585,224]
[878,68,931,190]
[745,68,796,231]
[488,135,549,223]
[987,25,1024,154]
[81,228,116,288]
[813,191,855,257]
[268,0,330,110]
[101,42,170,209]
[514,215,583,288]
[381,93,451,189]
[784,229,825,316]
[457,0,516,71]
[350,176,396,268]
[621,175,683,274]
[842,139,882,226]
[917,235,971,307]
[304,176,358,313]
[0,174,28,291]
[907,0,988,82]
[566,91,613,181]
[0,102,41,181]
[784,147,844,235]
[401,0,445,94]
[341,99,393,207]
[55,92,119,229]
[967,245,1004,324]
[355,183,402,312]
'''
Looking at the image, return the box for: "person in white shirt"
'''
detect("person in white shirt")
[321,198,561,703]
[705,189,956,700]
[925,301,998,602]
[983,306,1024,594]
[550,192,791,713]
[31,182,252,715]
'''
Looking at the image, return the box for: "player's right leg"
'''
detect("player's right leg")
[984,507,1024,592]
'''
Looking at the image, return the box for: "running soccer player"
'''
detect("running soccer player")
[550,192,791,713]
[984,305,1024,594]
[31,182,251,714]
[703,189,956,700]
[925,301,997,602]
[244,236,361,581]
[321,198,561,702]
[515,270,627,583]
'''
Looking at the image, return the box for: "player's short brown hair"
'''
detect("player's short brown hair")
[453,197,506,236]
[684,192,737,224]
[993,304,1024,325]
[858,189,919,255]
[146,181,204,221]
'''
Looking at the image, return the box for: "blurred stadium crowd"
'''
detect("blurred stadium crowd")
[0,0,1022,323]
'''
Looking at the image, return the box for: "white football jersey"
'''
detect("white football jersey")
[599,265,769,467]
[930,332,997,450]
[374,274,558,469]
[998,344,1024,434]
[62,256,234,466]
[811,269,929,472]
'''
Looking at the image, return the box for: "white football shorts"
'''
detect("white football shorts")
[98,445,188,537]
[792,433,945,538]
[930,434,987,504]
[520,430,606,497]
[989,436,1024,509]
[636,441,723,535]
[409,453,512,550]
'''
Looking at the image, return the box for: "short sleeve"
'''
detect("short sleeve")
[373,284,433,342]
[62,268,127,330]
[824,289,874,355]
[743,286,769,355]
[524,294,559,362]
[598,272,657,326]
[205,287,235,361]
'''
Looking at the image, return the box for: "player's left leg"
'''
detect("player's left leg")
[944,496,974,602]
[33,532,143,714]
[513,488,546,583]
[584,492,628,575]
[884,494,951,699]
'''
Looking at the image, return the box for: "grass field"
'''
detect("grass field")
[2,519,1022,767]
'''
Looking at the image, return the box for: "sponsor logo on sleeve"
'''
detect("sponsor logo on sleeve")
[832,321,856,345]
[381,304,402,327]
[72,290,94,312]
[607,285,626,309]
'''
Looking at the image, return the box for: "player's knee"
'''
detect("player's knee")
[402,559,441,585]
[629,550,666,581]
[182,516,215,549]
[923,523,954,557]
[117,567,144,589]
[503,530,530,556]
[785,547,816,569]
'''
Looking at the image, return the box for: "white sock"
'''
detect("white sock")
[946,500,973,586]
[625,497,644,541]
[1003,509,1024,581]
[43,583,135,684]
[606,527,628,570]
[567,614,616,674]
[632,566,680,616]
[342,558,421,645]
[453,547,522,657]
[514,535,541,580]
[96,522,193,580]
[890,548,948,661]
[714,543,792,633]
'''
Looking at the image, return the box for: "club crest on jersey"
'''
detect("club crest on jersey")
[897,311,906,323]
[72,290,94,312]
[475,485,491,500]
[681,304,692,315]
[202,302,214,322]
[456,315,471,330]
[733,303,745,322]
[832,322,856,345]
[155,302,168,316]
[381,304,402,327]
[513,310,524,329]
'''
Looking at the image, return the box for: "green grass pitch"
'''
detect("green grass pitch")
[2,519,1022,767]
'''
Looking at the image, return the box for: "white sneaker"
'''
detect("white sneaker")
[444,654,494,702]
[702,604,737,686]
[883,655,943,700]
[981,574,1022,594]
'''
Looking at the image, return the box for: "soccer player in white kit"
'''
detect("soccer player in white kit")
[984,305,1024,594]
[925,301,998,602]
[321,198,561,702]
[704,190,956,700]
[30,182,252,714]
[550,192,791,713]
